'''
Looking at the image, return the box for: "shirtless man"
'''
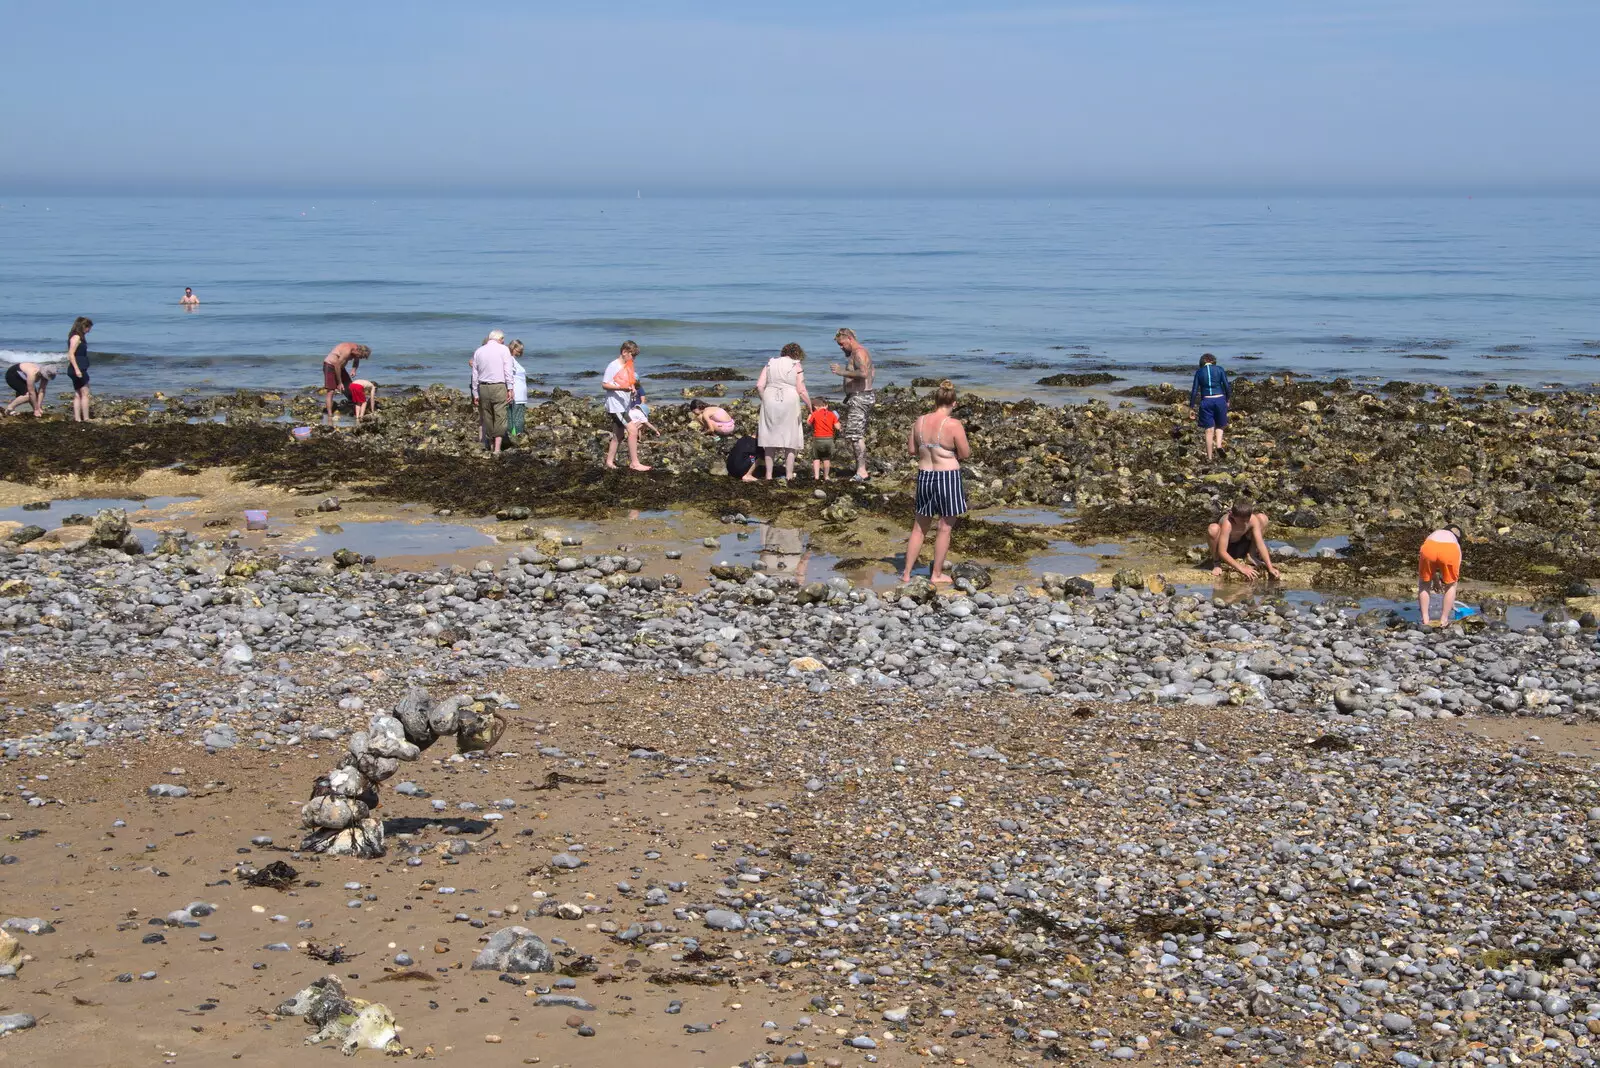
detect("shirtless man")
[180,287,200,308]
[1207,499,1282,581]
[4,362,56,417]
[322,342,371,423]
[827,328,875,481]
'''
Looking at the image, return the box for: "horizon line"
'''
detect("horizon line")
[4,183,1600,200]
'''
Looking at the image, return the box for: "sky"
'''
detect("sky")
[1,0,1595,194]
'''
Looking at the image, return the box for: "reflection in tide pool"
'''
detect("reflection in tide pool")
[294,520,498,558]
[0,495,200,527]
[1026,538,1124,579]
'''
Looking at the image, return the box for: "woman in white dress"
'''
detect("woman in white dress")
[756,342,811,480]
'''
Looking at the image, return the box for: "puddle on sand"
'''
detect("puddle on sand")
[978,507,1076,527]
[0,495,201,527]
[1191,587,1549,629]
[1271,535,1350,556]
[1025,539,1124,578]
[286,519,500,559]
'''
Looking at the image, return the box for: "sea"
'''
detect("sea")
[0,195,1597,399]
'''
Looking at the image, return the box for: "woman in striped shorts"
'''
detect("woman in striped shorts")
[901,380,971,584]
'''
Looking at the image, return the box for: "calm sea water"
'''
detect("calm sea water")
[1,195,1597,398]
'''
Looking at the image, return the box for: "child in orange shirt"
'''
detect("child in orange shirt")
[807,399,839,480]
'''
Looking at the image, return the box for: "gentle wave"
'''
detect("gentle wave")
[551,317,801,332]
[0,350,67,366]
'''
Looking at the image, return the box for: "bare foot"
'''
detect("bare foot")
[929,574,953,585]
[900,572,912,583]
[629,463,652,472]
[604,463,618,470]
[741,474,758,482]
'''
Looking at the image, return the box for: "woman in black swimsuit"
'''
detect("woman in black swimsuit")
[66,316,93,422]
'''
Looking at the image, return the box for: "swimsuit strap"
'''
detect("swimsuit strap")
[918,413,954,454]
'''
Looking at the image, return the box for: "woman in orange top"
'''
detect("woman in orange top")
[1418,525,1463,626]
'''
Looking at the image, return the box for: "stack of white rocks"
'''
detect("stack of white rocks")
[299,689,507,858]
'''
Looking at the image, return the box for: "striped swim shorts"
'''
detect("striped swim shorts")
[914,468,968,518]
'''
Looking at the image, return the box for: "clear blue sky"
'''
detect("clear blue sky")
[2,0,1595,194]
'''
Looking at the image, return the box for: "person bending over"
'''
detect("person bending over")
[1418,525,1464,626]
[350,379,378,422]
[4,363,57,417]
[689,399,736,436]
[1208,500,1281,581]
[322,341,370,424]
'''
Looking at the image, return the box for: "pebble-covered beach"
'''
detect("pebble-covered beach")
[2,378,1599,1065]
[0,506,1598,1065]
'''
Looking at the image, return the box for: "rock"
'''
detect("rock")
[1042,573,1095,597]
[1247,651,1296,679]
[301,818,385,858]
[709,563,753,582]
[788,657,826,674]
[317,497,342,513]
[532,994,595,1011]
[949,562,991,589]
[471,927,555,973]
[223,643,254,665]
[1381,1012,1414,1033]
[883,1006,910,1023]
[1111,568,1146,591]
[88,509,132,549]
[331,548,363,569]
[202,724,238,750]
[550,853,582,870]
[556,902,584,921]
[820,498,859,523]
[847,1035,877,1049]
[1286,508,1321,528]
[1037,372,1119,387]
[6,526,45,547]
[147,784,189,798]
[0,1014,35,1034]
[0,930,20,969]
[703,909,745,931]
